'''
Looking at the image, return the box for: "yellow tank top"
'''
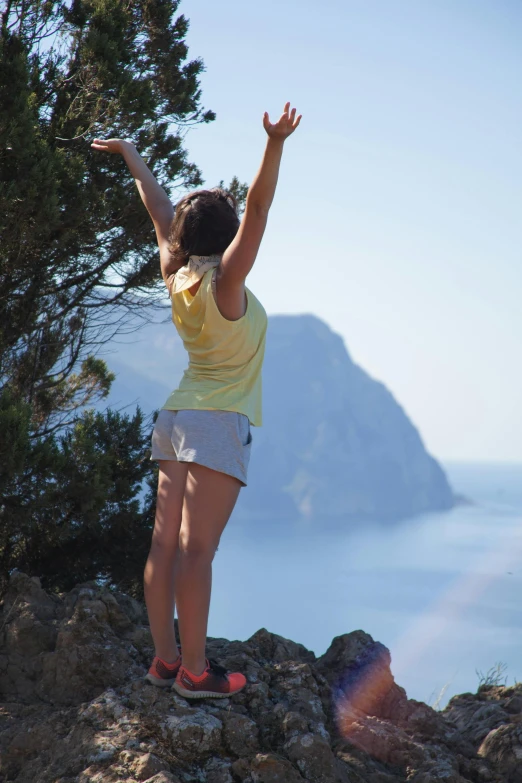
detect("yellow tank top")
[162,268,268,426]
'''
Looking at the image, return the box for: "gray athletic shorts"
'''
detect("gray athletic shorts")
[150,409,253,486]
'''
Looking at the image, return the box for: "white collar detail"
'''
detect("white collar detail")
[169,254,222,295]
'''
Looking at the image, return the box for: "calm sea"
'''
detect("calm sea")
[210,462,522,709]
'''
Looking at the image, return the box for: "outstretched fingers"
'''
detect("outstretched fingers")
[90,137,127,154]
[278,102,291,124]
[90,138,116,151]
[292,112,302,130]
[262,102,302,138]
[281,103,302,131]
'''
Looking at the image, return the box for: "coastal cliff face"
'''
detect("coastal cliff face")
[237,315,454,521]
[109,314,455,523]
[2,573,521,783]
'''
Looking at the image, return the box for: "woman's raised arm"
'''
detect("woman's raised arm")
[218,102,302,288]
[91,139,174,280]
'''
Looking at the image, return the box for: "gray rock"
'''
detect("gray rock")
[222,712,259,756]
[164,712,223,761]
[133,752,170,780]
[443,687,513,747]
[316,630,411,731]
[249,752,306,782]
[478,722,522,783]
[283,732,340,783]
[2,573,521,783]
[204,757,235,783]
[247,627,316,665]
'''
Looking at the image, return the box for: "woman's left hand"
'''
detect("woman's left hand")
[90,138,134,155]
[263,102,302,141]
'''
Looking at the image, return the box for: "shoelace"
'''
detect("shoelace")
[207,658,228,679]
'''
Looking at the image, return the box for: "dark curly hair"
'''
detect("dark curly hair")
[167,187,240,276]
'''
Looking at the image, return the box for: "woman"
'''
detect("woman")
[91,101,301,699]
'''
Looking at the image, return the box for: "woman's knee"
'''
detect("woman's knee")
[178,531,217,561]
[149,532,178,558]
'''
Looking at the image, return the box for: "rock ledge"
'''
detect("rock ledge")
[1,572,520,783]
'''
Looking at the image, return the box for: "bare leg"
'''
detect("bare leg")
[175,463,242,675]
[144,460,188,661]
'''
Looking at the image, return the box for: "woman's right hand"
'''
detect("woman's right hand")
[90,138,134,154]
[263,102,302,141]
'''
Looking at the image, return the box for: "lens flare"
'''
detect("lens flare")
[333,513,522,741]
[333,641,398,737]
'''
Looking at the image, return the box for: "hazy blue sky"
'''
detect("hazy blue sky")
[173,0,521,462]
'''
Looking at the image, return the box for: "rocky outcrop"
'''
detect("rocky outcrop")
[445,689,522,783]
[2,572,520,783]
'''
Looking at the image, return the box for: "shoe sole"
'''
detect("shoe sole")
[171,681,246,699]
[144,672,177,688]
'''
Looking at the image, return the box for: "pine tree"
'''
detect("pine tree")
[0,0,240,594]
[1,0,217,430]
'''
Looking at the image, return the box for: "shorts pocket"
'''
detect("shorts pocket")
[151,409,178,459]
[237,414,252,449]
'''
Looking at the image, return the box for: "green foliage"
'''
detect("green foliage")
[1,1,246,595]
[476,662,509,689]
[0,0,215,431]
[0,386,156,596]
[218,175,249,215]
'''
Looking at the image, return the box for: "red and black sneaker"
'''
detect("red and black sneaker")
[172,657,246,699]
[145,651,182,688]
